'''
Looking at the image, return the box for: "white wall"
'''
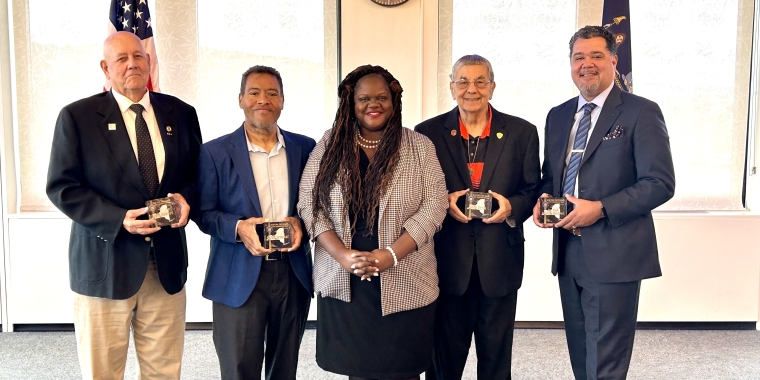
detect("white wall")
[5,213,759,326]
[1,0,760,330]
[340,0,441,125]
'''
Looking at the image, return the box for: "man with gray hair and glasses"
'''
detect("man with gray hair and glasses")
[415,55,540,379]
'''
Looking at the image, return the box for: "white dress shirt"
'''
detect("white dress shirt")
[235,127,290,238]
[112,89,165,182]
[248,127,289,222]
[563,82,615,197]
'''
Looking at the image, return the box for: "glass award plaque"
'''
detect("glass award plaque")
[466,191,492,219]
[145,197,179,227]
[263,221,293,249]
[540,197,567,224]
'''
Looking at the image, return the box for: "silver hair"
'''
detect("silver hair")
[449,54,494,82]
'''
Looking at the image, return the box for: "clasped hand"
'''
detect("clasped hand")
[338,248,395,281]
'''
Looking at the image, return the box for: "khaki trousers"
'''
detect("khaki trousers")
[73,262,186,380]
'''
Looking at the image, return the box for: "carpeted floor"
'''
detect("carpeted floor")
[1,329,759,379]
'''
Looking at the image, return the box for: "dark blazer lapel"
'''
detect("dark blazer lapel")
[282,130,301,216]
[151,93,178,197]
[441,107,473,189]
[551,99,579,195]
[99,91,151,199]
[229,125,264,217]
[479,108,509,191]
[582,86,622,166]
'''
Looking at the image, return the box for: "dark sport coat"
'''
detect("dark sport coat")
[415,106,540,297]
[539,85,675,282]
[47,90,202,299]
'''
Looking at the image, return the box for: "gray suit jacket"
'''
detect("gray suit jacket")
[539,86,675,283]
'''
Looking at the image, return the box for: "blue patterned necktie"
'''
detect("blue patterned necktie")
[562,102,597,198]
[130,104,159,197]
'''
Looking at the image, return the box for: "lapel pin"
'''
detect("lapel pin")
[166,126,173,135]
[108,123,116,131]
[451,129,457,137]
[496,132,503,139]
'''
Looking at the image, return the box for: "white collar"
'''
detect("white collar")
[246,126,286,153]
[577,82,614,112]
[112,89,150,114]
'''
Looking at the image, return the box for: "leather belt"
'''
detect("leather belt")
[264,251,287,261]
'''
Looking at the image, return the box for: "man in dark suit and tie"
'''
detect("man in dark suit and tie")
[416,55,540,380]
[532,26,675,380]
[192,65,315,380]
[46,31,202,379]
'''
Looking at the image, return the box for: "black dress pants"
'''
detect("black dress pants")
[427,259,518,380]
[558,231,641,380]
[212,257,310,380]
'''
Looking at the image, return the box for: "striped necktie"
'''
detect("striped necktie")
[562,102,597,198]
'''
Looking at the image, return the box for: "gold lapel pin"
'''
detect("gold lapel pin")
[451,129,457,137]
[166,126,173,135]
[497,132,503,139]
[108,123,116,131]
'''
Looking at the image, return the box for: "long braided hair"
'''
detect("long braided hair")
[311,65,404,235]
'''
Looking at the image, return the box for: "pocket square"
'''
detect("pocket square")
[603,125,624,140]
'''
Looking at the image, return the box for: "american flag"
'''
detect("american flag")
[107,0,160,92]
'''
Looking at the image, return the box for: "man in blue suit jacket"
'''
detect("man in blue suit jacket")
[533,26,675,379]
[193,66,315,380]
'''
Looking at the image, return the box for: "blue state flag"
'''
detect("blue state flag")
[603,0,632,93]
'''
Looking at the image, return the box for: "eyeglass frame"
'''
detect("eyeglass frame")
[451,78,493,90]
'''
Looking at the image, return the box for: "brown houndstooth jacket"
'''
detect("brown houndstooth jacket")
[298,127,448,316]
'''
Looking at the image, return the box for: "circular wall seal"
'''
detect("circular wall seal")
[370,0,410,7]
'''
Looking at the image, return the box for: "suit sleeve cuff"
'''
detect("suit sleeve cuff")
[234,220,242,242]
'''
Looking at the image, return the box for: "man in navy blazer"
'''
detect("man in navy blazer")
[533,26,675,379]
[46,32,202,379]
[193,65,315,380]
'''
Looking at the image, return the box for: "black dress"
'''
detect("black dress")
[316,149,436,379]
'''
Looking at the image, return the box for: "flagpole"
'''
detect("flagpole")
[746,0,760,179]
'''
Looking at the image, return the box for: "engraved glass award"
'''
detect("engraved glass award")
[466,191,492,219]
[263,221,293,249]
[145,197,179,227]
[540,197,567,224]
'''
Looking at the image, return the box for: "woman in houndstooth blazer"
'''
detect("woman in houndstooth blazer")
[298,65,448,380]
